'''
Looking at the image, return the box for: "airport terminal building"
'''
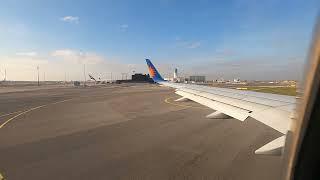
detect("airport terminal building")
[189,76,206,82]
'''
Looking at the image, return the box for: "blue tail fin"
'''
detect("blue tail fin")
[145,59,165,82]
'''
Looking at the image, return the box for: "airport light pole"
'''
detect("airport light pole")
[121,73,127,80]
[83,64,86,86]
[0,68,6,81]
[79,50,86,86]
[37,66,40,86]
[64,72,67,84]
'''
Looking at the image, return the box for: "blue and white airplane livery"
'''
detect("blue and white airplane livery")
[146,59,296,155]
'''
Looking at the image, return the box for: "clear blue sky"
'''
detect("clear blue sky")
[0,0,319,80]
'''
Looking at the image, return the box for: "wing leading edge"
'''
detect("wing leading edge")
[146,59,295,155]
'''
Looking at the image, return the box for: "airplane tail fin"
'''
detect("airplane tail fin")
[145,59,165,82]
[88,74,96,81]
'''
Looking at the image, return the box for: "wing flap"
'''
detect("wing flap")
[255,135,286,155]
[176,90,250,121]
[176,88,292,134]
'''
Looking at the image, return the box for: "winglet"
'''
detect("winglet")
[145,59,165,82]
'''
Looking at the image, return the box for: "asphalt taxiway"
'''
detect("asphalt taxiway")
[0,83,283,180]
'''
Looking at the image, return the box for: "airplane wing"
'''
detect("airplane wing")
[146,59,296,155]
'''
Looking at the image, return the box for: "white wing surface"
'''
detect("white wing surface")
[146,59,296,155]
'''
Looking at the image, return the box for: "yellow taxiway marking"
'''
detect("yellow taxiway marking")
[164,97,209,109]
[0,99,72,129]
[0,110,25,118]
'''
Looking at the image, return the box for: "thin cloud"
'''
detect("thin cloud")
[174,36,181,41]
[16,52,37,56]
[214,49,235,57]
[174,38,201,49]
[120,24,129,32]
[51,49,103,64]
[186,42,201,49]
[60,16,79,24]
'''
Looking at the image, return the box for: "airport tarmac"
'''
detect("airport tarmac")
[0,83,283,180]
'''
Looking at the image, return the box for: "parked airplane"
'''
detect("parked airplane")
[88,74,102,84]
[146,58,296,155]
[89,74,97,81]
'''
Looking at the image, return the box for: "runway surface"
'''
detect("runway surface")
[0,84,283,180]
